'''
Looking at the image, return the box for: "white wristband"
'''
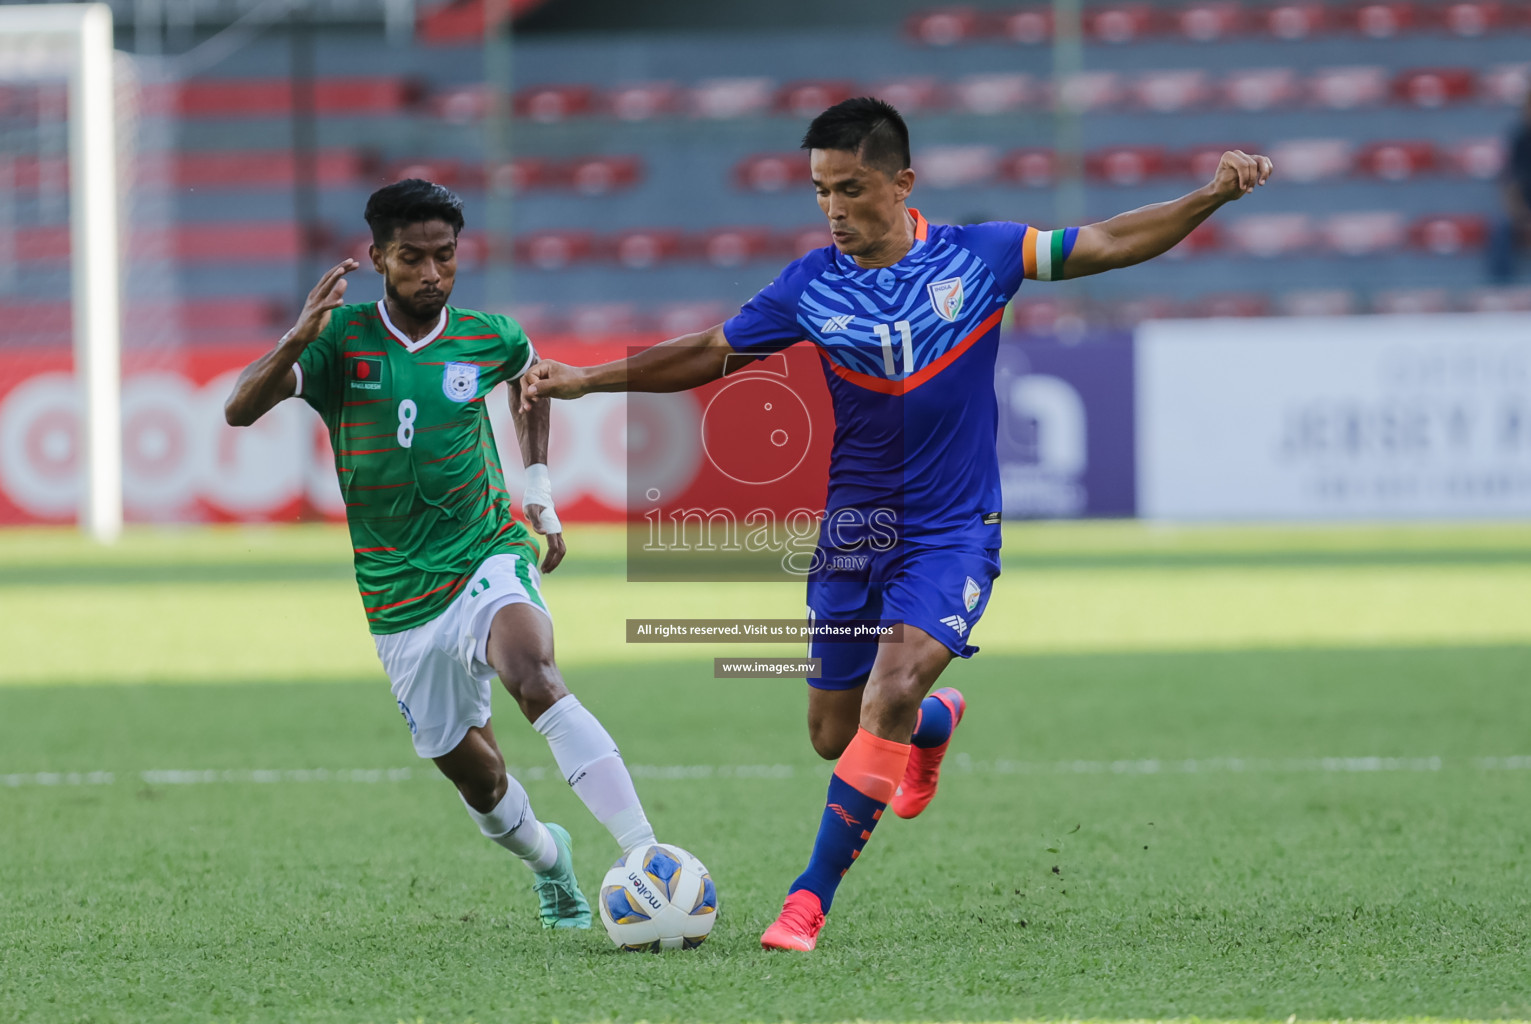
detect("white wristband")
[522,463,560,534]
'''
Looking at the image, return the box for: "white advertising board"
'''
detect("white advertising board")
[1137,314,1531,519]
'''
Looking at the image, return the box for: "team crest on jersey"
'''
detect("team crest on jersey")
[927,276,965,323]
[442,361,480,402]
[962,576,981,612]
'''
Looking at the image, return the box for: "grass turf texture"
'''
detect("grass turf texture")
[2,523,1529,1022]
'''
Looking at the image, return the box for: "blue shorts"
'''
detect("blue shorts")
[805,541,1001,691]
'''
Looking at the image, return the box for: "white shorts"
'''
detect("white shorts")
[372,552,551,759]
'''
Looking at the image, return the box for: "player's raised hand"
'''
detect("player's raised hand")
[290,258,359,347]
[520,360,588,411]
[1208,150,1274,202]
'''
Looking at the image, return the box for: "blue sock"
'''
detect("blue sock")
[787,774,884,913]
[910,693,955,749]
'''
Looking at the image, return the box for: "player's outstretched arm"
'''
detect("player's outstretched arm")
[1062,150,1273,279]
[506,376,566,573]
[224,259,358,426]
[520,323,735,410]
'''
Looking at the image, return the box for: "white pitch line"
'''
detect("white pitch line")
[3,756,1530,790]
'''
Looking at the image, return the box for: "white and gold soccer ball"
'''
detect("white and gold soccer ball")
[597,843,718,951]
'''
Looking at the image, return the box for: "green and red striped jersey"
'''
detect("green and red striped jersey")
[297,300,539,634]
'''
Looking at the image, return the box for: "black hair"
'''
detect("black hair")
[800,97,911,179]
[364,178,465,246]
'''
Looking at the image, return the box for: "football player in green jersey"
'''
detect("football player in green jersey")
[224,179,658,930]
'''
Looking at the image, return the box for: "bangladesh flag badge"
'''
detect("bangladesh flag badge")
[349,356,383,391]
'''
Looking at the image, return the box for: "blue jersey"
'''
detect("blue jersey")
[723,209,1078,547]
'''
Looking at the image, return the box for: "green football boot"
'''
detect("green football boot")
[532,823,591,930]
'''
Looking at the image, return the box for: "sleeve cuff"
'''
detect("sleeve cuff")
[292,362,304,398]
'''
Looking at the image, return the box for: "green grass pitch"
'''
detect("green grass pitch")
[2,522,1530,1023]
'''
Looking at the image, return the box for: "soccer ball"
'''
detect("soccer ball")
[597,843,717,951]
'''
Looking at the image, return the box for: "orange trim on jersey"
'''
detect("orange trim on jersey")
[365,574,468,615]
[1021,226,1039,279]
[832,728,911,803]
[818,307,1004,396]
[909,207,929,242]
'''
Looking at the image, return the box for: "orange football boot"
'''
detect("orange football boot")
[891,687,966,819]
[760,890,826,951]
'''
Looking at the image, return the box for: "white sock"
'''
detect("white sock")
[533,694,657,852]
[460,776,558,873]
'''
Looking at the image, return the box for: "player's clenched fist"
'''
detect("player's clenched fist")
[291,258,359,347]
[1208,150,1274,202]
[520,360,588,409]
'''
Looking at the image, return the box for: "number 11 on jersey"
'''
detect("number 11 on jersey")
[873,320,913,378]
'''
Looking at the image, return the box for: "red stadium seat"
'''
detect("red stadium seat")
[1055,72,1124,112]
[786,225,833,259]
[608,82,683,122]
[1268,138,1354,182]
[1264,3,1329,39]
[1161,220,1222,258]
[703,228,778,267]
[1355,140,1437,180]
[1190,292,1272,317]
[175,224,307,262]
[1372,288,1452,314]
[1176,144,1262,181]
[173,77,420,117]
[562,156,643,196]
[1177,3,1247,41]
[1434,1,1508,36]
[1349,2,1417,39]
[949,73,1037,115]
[516,231,595,270]
[1320,211,1407,255]
[484,158,554,193]
[1465,286,1531,312]
[175,150,368,188]
[1226,214,1313,257]
[872,77,947,114]
[1480,64,1531,106]
[567,304,640,337]
[1278,289,1361,316]
[1132,71,1211,112]
[1085,5,1161,43]
[655,302,734,336]
[734,153,811,193]
[1309,67,1389,109]
[999,7,1053,44]
[777,81,858,119]
[514,85,596,123]
[999,149,1058,188]
[1393,68,1476,108]
[1223,68,1303,111]
[1085,146,1169,185]
[1409,214,1489,254]
[690,77,776,119]
[906,7,983,46]
[431,85,488,125]
[385,158,465,189]
[1446,138,1507,180]
[609,230,686,269]
[914,145,999,188]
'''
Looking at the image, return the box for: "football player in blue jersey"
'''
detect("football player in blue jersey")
[523,98,1273,951]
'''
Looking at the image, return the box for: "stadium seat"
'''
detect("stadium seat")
[655,302,735,336]
[691,77,776,119]
[1435,1,1508,36]
[1191,292,1272,317]
[431,84,490,125]
[915,145,999,188]
[1393,68,1476,108]
[872,77,947,114]
[702,228,778,267]
[777,81,858,118]
[1085,146,1169,185]
[1321,211,1407,255]
[998,148,1058,188]
[1268,138,1353,182]
[786,225,832,259]
[1350,2,1418,39]
[1112,295,1182,325]
[506,304,562,338]
[1480,64,1531,106]
[609,230,686,269]
[1178,143,1262,180]
[1056,72,1124,112]
[173,150,370,188]
[1223,68,1303,111]
[486,158,553,193]
[562,156,643,196]
[1085,5,1162,44]
[999,7,1053,44]
[567,304,641,337]
[1446,138,1507,180]
[514,85,597,123]
[949,73,1036,115]
[1354,140,1437,181]
[1132,71,1211,112]
[608,82,684,122]
[1309,66,1389,109]
[516,231,596,270]
[1176,3,1246,41]
[1409,214,1489,254]
[1263,3,1329,40]
[1372,288,1452,314]
[1161,220,1222,258]
[171,77,421,117]
[734,153,811,193]
[1278,288,1361,316]
[905,7,983,46]
[385,158,464,188]
[1226,214,1313,257]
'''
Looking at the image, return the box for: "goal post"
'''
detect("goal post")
[0,3,122,542]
